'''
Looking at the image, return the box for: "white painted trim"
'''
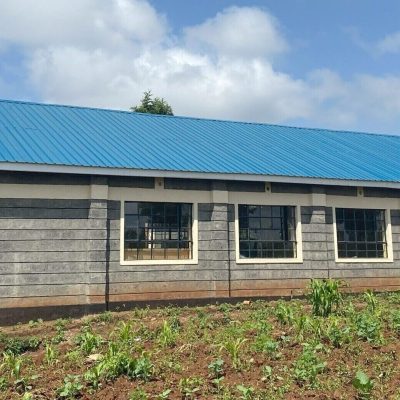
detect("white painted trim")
[234,203,304,264]
[120,199,199,266]
[1,162,400,189]
[332,206,394,264]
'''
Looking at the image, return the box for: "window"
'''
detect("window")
[238,205,297,259]
[335,208,387,259]
[124,202,192,261]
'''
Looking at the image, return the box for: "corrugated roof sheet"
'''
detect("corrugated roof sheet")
[0,99,399,183]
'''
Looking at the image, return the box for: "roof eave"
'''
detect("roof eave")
[0,162,400,189]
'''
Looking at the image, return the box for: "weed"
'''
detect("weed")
[293,345,326,387]
[4,336,40,356]
[97,344,153,382]
[236,384,255,400]
[391,310,400,334]
[156,389,172,399]
[309,279,342,317]
[325,319,352,348]
[211,376,225,393]
[0,376,8,390]
[56,375,83,399]
[208,358,224,378]
[129,387,148,400]
[354,312,382,343]
[253,334,279,358]
[96,311,113,323]
[352,370,374,399]
[261,365,273,380]
[28,318,43,327]
[179,377,203,399]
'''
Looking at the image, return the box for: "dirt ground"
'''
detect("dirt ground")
[1,292,400,399]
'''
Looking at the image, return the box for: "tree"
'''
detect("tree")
[131,90,173,115]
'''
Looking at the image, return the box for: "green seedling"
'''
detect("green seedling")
[56,375,83,399]
[309,279,342,317]
[220,338,247,370]
[208,358,224,378]
[352,370,374,399]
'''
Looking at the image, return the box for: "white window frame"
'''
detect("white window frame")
[234,203,303,264]
[332,206,394,263]
[120,200,199,266]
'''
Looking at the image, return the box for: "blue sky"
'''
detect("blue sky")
[1,0,400,134]
[155,0,400,77]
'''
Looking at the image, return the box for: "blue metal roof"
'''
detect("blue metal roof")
[0,99,399,183]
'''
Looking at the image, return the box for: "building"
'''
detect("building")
[0,99,399,323]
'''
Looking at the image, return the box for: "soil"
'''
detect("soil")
[1,296,400,399]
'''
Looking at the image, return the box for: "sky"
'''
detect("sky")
[1,0,400,134]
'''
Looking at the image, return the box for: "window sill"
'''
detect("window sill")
[236,258,303,264]
[335,257,393,264]
[120,259,198,266]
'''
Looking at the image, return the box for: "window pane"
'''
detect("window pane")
[335,208,387,259]
[238,205,296,259]
[124,202,193,261]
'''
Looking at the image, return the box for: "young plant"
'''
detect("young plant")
[84,363,104,390]
[363,290,378,313]
[114,321,135,345]
[309,279,342,317]
[352,370,374,399]
[1,352,23,380]
[44,343,58,365]
[157,320,178,348]
[274,301,294,325]
[75,328,103,355]
[220,338,247,370]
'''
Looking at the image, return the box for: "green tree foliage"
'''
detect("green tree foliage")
[131,91,173,115]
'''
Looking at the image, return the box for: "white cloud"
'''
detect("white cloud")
[348,28,400,57]
[1,0,400,133]
[184,6,288,58]
[375,31,400,55]
[0,0,168,50]
[13,1,308,123]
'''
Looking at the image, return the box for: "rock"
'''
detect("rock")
[86,353,102,363]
